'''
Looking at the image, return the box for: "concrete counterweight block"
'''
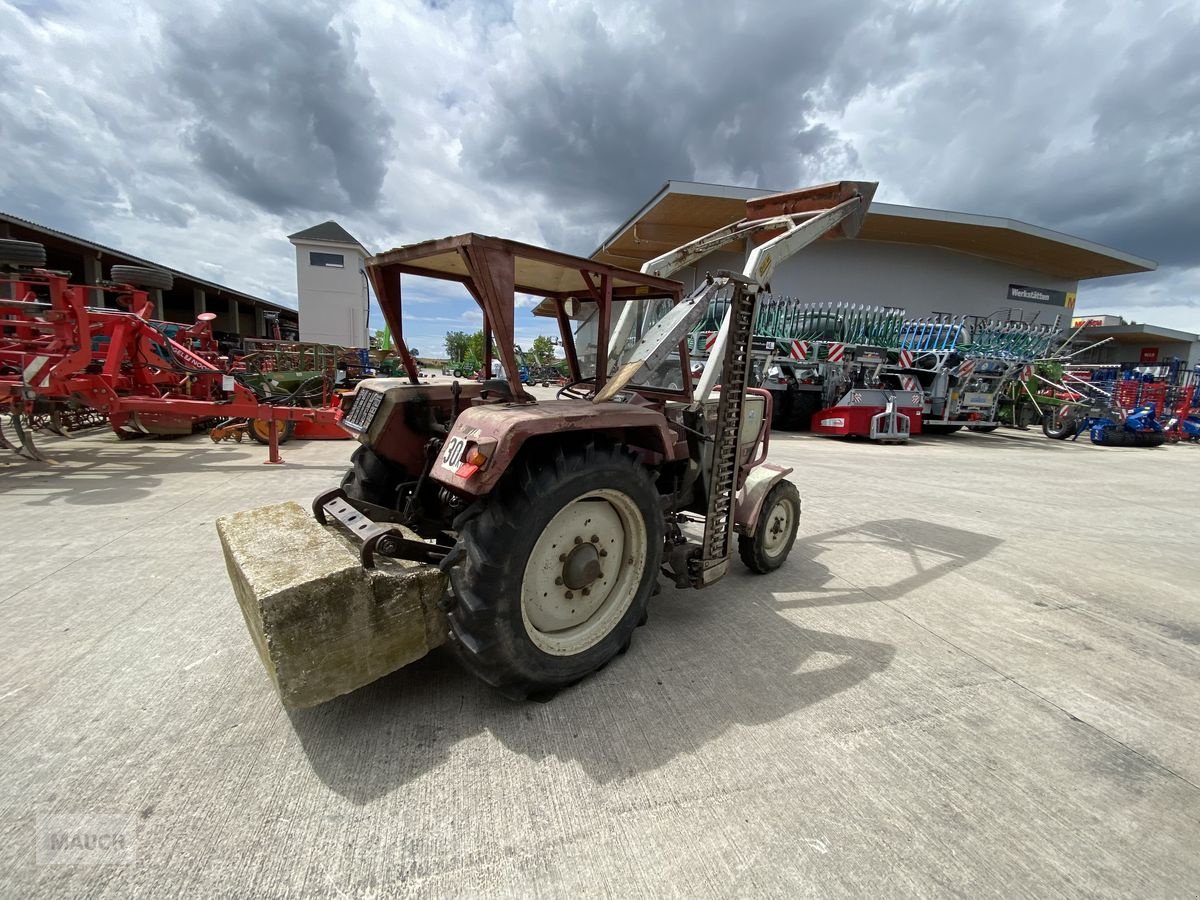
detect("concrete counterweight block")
[216,501,448,708]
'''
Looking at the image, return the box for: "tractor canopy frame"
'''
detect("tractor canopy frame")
[366,234,686,401]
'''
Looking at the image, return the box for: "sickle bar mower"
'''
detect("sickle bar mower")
[0,239,339,462]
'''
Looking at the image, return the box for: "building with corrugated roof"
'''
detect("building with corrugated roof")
[0,211,298,341]
[593,181,1157,329]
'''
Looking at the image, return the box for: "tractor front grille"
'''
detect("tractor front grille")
[343,389,383,432]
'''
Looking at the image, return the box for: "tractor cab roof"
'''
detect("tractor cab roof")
[366,233,685,399]
[369,233,682,299]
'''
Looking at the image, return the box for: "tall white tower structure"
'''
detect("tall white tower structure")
[287,221,370,347]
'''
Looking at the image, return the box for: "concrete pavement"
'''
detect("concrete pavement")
[1,423,1198,897]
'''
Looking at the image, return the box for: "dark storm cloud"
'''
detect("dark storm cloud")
[867,2,1200,274]
[0,106,124,237]
[162,0,393,215]
[459,0,905,248]
[1053,7,1200,267]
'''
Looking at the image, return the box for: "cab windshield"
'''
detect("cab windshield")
[570,296,690,395]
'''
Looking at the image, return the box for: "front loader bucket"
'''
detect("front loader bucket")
[745,181,878,239]
[216,501,449,708]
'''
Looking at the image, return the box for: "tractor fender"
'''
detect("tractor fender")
[431,400,678,496]
[735,463,795,537]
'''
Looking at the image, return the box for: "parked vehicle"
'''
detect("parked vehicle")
[220,180,878,704]
[1042,401,1166,447]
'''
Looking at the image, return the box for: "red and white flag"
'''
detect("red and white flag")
[790,339,809,361]
[827,343,845,363]
[898,349,914,368]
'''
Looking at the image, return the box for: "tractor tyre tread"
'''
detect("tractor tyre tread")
[445,441,662,700]
[0,239,47,268]
[340,444,404,507]
[110,264,174,291]
[1042,410,1076,439]
[738,480,801,574]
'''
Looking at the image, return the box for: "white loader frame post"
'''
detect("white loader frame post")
[608,182,877,405]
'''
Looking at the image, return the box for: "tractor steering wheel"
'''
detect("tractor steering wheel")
[557,378,597,400]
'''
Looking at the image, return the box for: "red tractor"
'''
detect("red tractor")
[298,181,875,699]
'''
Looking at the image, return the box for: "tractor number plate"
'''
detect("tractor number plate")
[441,436,468,471]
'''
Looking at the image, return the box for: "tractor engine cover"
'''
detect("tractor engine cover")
[340,378,484,472]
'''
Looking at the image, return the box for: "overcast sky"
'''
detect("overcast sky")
[2,0,1197,354]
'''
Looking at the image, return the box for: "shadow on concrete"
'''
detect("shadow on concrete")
[287,516,1001,803]
[0,434,350,505]
[909,430,1172,452]
[289,603,895,803]
[779,517,1004,609]
[908,431,1077,451]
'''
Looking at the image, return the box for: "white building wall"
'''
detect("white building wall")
[671,239,1080,328]
[293,241,370,347]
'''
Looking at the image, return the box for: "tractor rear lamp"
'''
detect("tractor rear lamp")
[453,447,489,479]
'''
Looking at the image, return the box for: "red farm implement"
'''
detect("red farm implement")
[0,239,340,462]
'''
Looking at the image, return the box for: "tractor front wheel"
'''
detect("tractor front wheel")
[738,480,801,574]
[444,443,662,699]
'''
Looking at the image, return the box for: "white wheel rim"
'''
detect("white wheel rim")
[761,494,796,558]
[521,488,647,656]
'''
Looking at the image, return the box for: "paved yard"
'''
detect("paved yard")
[1,423,1198,897]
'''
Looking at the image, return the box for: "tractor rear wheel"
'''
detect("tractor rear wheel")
[248,418,295,445]
[444,442,662,699]
[738,480,801,573]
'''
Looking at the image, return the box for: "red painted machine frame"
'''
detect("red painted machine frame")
[1,267,339,463]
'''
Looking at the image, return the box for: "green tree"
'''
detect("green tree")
[444,330,470,362]
[466,329,486,363]
[531,335,556,366]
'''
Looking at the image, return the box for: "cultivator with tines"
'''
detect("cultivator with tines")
[887,315,1063,433]
[0,238,341,463]
[1042,363,1200,446]
[689,300,1063,438]
[692,296,906,355]
[754,298,906,348]
[898,316,1059,359]
[0,412,46,460]
[962,319,1060,360]
[898,317,966,352]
